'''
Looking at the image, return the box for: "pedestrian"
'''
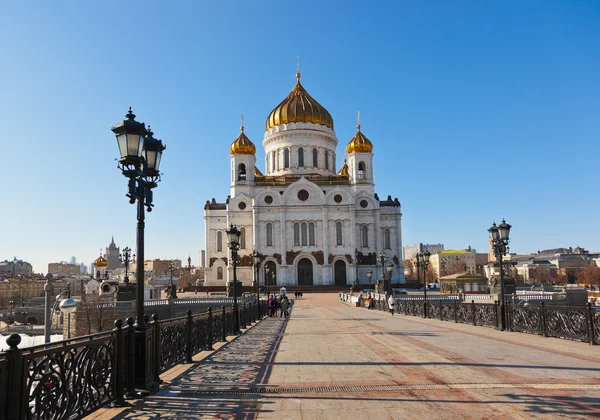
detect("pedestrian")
[388,294,395,316]
[269,295,276,317]
[280,295,290,317]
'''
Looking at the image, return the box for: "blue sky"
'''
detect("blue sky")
[0,1,598,274]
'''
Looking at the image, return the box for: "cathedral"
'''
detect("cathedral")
[204,73,404,287]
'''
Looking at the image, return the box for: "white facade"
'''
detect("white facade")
[203,76,404,288]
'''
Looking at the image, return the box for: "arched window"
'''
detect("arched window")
[238,163,246,181]
[361,225,368,248]
[240,227,246,249]
[325,150,329,170]
[301,223,307,246]
[298,147,304,167]
[294,223,300,246]
[284,149,290,169]
[309,222,315,246]
[312,148,318,167]
[272,151,276,172]
[358,161,366,178]
[266,223,273,247]
[384,228,391,250]
[217,231,222,252]
[217,266,223,280]
[336,222,343,246]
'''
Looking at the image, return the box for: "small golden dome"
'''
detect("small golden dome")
[266,74,334,131]
[337,159,349,176]
[94,255,108,267]
[230,126,256,155]
[346,124,373,153]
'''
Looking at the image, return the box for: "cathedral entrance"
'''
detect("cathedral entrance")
[297,258,313,285]
[334,260,347,286]
[265,261,277,286]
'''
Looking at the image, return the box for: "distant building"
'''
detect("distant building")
[0,258,33,277]
[48,262,81,277]
[430,250,476,278]
[403,243,444,260]
[106,237,123,270]
[143,259,183,278]
[70,256,77,265]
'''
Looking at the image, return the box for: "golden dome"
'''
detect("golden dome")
[266,74,334,131]
[337,159,349,176]
[94,255,108,267]
[346,124,373,153]
[230,126,256,155]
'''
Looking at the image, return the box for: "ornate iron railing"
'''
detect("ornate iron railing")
[362,296,598,345]
[0,300,268,419]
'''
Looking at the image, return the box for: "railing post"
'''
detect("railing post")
[243,303,248,328]
[494,301,499,329]
[126,317,136,398]
[440,302,443,321]
[454,300,458,323]
[152,314,161,384]
[222,305,227,341]
[242,302,246,328]
[471,300,476,326]
[4,334,25,420]
[587,303,596,345]
[112,319,126,407]
[186,309,193,363]
[207,307,214,350]
[231,304,236,334]
[540,302,547,337]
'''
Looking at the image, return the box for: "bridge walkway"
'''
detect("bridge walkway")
[87,293,600,419]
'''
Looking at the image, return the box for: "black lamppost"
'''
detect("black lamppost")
[419,250,431,317]
[367,270,373,288]
[167,262,177,299]
[111,107,166,392]
[386,263,393,295]
[415,254,421,285]
[379,252,386,281]
[226,224,241,334]
[489,219,511,331]
[252,250,264,317]
[120,247,134,284]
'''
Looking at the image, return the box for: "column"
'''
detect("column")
[322,206,330,286]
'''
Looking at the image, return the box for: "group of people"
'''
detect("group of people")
[268,294,290,318]
[364,292,397,316]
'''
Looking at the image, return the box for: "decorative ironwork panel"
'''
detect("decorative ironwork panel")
[455,304,472,324]
[191,314,210,355]
[212,312,224,345]
[159,319,187,373]
[23,332,115,420]
[510,306,541,335]
[474,304,496,328]
[224,309,234,337]
[441,303,454,321]
[544,306,588,343]
[428,302,440,319]
[412,301,424,317]
[593,309,600,345]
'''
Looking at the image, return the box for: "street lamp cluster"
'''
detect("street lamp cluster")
[225,225,242,334]
[111,108,166,392]
[119,247,134,284]
[167,262,177,299]
[252,250,265,317]
[488,219,512,331]
[414,250,431,317]
[378,252,394,295]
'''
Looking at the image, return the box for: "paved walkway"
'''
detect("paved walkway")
[89,293,600,419]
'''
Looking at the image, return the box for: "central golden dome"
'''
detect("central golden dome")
[266,74,334,131]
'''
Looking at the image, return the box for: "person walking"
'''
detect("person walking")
[280,295,290,317]
[388,294,395,316]
[269,295,276,317]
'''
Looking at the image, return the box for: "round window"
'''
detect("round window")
[334,194,343,203]
[360,200,368,208]
[264,195,273,204]
[297,190,309,201]
[238,202,247,210]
